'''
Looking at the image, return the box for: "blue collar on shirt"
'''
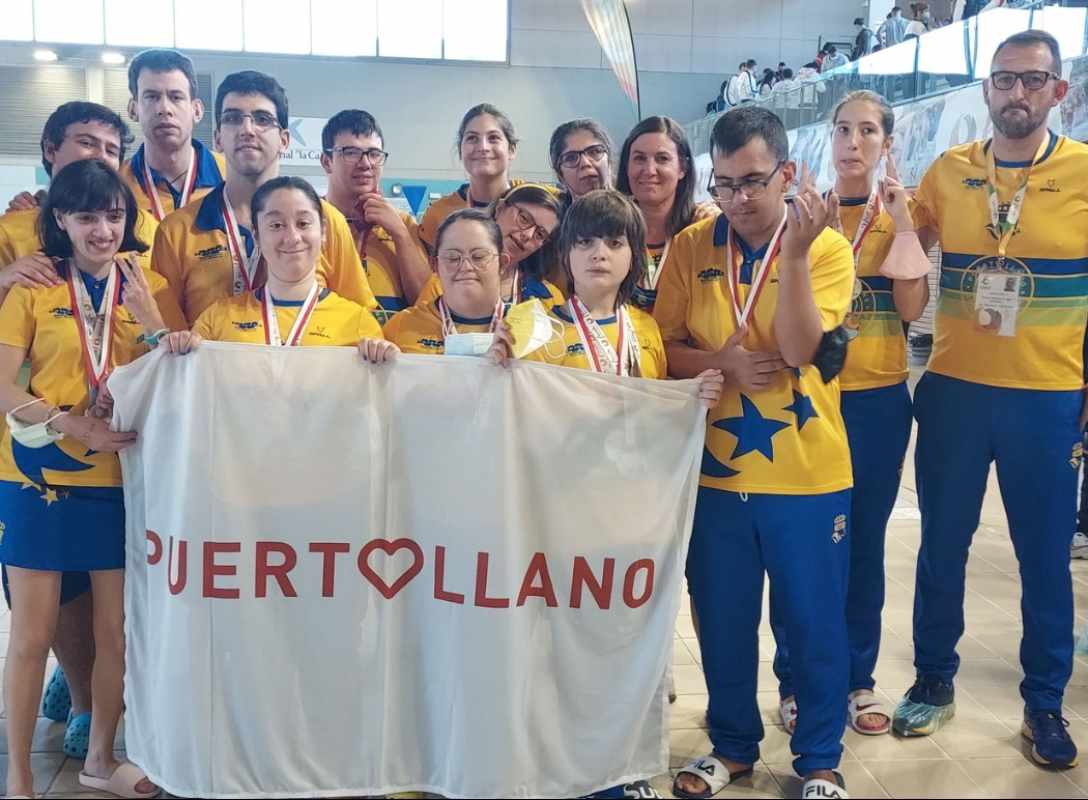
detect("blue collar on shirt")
[129,139,223,206]
[986,129,1059,169]
[712,214,769,284]
[838,196,869,206]
[195,184,256,256]
[520,276,553,302]
[456,183,492,208]
[254,287,331,306]
[75,265,128,311]
[552,303,617,326]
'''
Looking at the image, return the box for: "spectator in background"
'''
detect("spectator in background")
[851,17,874,60]
[758,68,776,97]
[822,45,849,72]
[878,6,908,47]
[729,61,757,105]
[906,3,930,37]
[776,61,787,81]
[815,44,828,71]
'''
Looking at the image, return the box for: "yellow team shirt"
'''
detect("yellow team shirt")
[654,214,855,495]
[152,184,376,326]
[414,272,564,310]
[348,212,425,326]
[837,199,909,391]
[525,302,667,379]
[414,179,534,254]
[383,298,501,355]
[913,132,1088,390]
[119,139,225,220]
[192,287,381,345]
[0,206,158,273]
[0,267,184,487]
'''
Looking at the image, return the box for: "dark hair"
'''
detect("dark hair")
[492,183,564,281]
[828,45,837,54]
[456,103,518,157]
[783,67,795,79]
[321,109,384,153]
[434,208,504,255]
[616,116,696,239]
[833,90,895,137]
[746,59,756,68]
[215,70,288,129]
[559,189,647,310]
[127,48,198,99]
[39,159,147,260]
[711,105,790,163]
[548,118,615,184]
[40,101,132,177]
[854,17,865,25]
[251,176,324,237]
[992,29,1062,73]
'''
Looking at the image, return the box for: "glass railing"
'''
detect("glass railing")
[685,0,1088,153]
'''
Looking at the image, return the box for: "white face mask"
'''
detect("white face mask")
[444,332,496,357]
[505,298,564,359]
[6,398,65,449]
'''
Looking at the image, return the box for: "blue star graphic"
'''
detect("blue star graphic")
[713,394,790,462]
[783,390,819,430]
[700,447,739,479]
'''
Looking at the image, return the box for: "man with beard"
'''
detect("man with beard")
[152,71,375,324]
[891,30,1085,770]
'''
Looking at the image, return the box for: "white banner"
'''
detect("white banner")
[110,345,706,798]
[281,116,327,166]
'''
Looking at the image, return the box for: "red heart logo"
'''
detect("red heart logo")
[357,538,424,599]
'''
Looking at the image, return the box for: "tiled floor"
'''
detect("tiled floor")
[2,391,1088,798]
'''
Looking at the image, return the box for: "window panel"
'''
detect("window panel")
[105,0,174,47]
[857,38,917,76]
[311,0,377,57]
[972,8,1032,77]
[176,0,242,52]
[1033,6,1088,61]
[378,0,441,59]
[34,0,104,44]
[245,0,310,54]
[5,0,34,41]
[917,18,969,76]
[444,0,507,62]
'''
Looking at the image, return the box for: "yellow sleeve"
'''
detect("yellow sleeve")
[415,274,442,307]
[151,218,188,323]
[910,159,941,233]
[381,308,407,343]
[416,205,444,256]
[811,232,856,330]
[192,304,219,340]
[132,210,158,271]
[0,221,17,267]
[146,270,187,332]
[652,230,693,343]
[357,305,383,341]
[632,308,668,379]
[542,279,566,308]
[0,285,35,351]
[322,205,377,312]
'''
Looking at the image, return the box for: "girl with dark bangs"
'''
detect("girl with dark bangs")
[490,190,722,393]
[0,159,182,799]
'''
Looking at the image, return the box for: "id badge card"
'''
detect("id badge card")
[974,271,1021,337]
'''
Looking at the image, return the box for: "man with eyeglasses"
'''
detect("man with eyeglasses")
[152,71,375,325]
[889,30,1085,769]
[320,109,429,324]
[654,106,855,800]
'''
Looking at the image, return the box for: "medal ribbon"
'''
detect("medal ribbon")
[724,210,787,327]
[438,297,504,338]
[848,192,882,269]
[66,261,121,398]
[642,237,673,292]
[222,194,261,295]
[142,151,198,222]
[569,296,641,377]
[261,283,321,346]
[985,133,1050,263]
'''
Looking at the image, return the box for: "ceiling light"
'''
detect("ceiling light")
[101,51,125,65]
[33,49,59,62]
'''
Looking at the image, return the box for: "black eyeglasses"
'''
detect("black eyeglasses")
[558,144,609,168]
[326,146,389,166]
[989,70,1059,91]
[707,161,785,202]
[219,110,280,130]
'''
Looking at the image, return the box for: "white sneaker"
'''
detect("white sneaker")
[1072,532,1088,559]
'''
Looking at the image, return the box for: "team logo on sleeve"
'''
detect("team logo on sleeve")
[697,267,724,282]
[418,337,444,350]
[832,513,847,544]
[50,307,74,318]
[197,244,227,260]
[961,177,985,189]
[567,343,585,356]
[232,321,260,330]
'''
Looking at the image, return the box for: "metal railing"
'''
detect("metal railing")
[685,0,1087,153]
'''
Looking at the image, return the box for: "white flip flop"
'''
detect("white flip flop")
[78,761,158,799]
[848,689,892,735]
[673,754,752,799]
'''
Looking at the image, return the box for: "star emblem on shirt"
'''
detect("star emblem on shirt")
[40,488,59,506]
[783,390,819,430]
[714,394,790,462]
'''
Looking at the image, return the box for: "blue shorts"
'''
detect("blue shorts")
[1,566,90,607]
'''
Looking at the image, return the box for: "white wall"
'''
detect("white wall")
[0,0,865,183]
